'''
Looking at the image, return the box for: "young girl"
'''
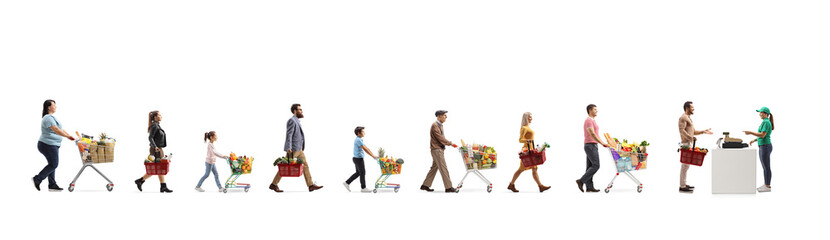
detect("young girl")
[196,131,228,192]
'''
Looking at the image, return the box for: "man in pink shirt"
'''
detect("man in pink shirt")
[576,104,609,193]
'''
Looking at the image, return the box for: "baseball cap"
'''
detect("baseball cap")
[756,106,771,114]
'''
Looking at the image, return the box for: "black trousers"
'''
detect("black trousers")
[346,157,366,189]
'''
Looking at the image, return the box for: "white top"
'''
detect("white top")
[205,142,224,164]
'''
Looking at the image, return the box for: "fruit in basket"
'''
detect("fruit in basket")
[378,148,386,159]
[296,158,304,165]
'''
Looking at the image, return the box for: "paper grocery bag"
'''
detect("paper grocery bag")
[631,154,639,167]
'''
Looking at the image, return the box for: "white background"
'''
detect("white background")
[1,1,827,239]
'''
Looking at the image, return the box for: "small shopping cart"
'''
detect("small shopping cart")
[224,155,253,193]
[604,148,647,193]
[68,133,115,192]
[374,157,402,193]
[456,143,497,193]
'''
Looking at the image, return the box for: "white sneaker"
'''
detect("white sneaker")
[219,188,226,192]
[195,187,205,192]
[361,188,373,193]
[343,182,351,192]
[757,185,771,192]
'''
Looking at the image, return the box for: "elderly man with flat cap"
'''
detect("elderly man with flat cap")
[421,110,458,193]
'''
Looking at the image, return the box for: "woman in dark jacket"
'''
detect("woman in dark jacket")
[135,111,173,193]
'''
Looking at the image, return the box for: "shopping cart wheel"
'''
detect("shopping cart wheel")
[604,188,610,193]
[68,185,75,192]
[244,187,250,192]
[394,188,399,193]
[106,184,113,192]
[457,184,463,189]
[487,186,492,193]
[223,188,228,193]
[637,186,643,193]
[372,189,377,193]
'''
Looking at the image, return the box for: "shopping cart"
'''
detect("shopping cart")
[456,143,497,193]
[604,148,647,193]
[224,155,253,193]
[68,134,115,192]
[373,157,402,193]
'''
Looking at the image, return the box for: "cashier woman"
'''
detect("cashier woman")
[744,106,773,193]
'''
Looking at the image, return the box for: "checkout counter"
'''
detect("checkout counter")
[711,132,757,194]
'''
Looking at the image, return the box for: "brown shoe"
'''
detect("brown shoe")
[575,179,585,192]
[507,184,519,192]
[269,184,283,193]
[586,188,600,193]
[420,185,434,192]
[539,185,551,193]
[308,184,323,192]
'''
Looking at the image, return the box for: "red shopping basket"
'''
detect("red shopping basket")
[145,161,170,175]
[277,163,304,177]
[519,150,546,168]
[679,149,706,166]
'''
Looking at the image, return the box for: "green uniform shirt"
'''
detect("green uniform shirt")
[757,118,772,145]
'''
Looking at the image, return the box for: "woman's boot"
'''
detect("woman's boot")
[160,183,173,193]
[135,178,145,192]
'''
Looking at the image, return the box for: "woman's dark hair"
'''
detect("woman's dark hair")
[586,104,597,114]
[42,99,55,117]
[683,101,693,111]
[354,126,364,136]
[291,103,302,114]
[204,131,216,142]
[148,111,160,133]
[769,113,775,130]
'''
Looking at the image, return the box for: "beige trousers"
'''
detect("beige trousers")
[422,148,453,189]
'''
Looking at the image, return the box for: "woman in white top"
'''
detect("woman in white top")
[196,131,228,192]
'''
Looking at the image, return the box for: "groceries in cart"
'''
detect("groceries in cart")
[519,142,549,168]
[458,140,497,170]
[75,132,116,163]
[377,148,404,175]
[605,134,649,172]
[273,156,304,177]
[229,152,254,174]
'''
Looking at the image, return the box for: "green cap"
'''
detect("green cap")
[756,106,770,114]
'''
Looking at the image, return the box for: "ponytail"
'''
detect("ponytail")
[204,131,216,142]
[42,99,55,117]
[148,111,159,133]
[769,113,774,130]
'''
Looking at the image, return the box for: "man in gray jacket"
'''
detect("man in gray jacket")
[270,104,324,192]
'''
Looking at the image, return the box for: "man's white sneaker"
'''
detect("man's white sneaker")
[757,185,771,192]
[343,182,351,192]
[361,188,373,193]
[219,188,226,192]
[195,187,205,192]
